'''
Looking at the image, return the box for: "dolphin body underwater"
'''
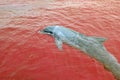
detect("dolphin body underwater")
[39,25,120,80]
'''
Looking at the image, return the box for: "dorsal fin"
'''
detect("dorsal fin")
[91,36,107,43]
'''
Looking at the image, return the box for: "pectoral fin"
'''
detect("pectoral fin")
[55,37,63,50]
[92,36,107,43]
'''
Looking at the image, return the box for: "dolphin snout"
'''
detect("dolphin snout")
[38,30,44,34]
[38,29,50,34]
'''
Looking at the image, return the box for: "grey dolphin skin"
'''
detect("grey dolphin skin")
[39,25,120,80]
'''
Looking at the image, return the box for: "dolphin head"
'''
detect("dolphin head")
[40,25,64,50]
[39,26,56,35]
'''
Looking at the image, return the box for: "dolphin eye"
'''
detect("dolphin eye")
[44,30,53,34]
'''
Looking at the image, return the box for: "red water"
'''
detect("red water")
[0,0,120,80]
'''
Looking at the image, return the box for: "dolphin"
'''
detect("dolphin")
[39,25,120,80]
